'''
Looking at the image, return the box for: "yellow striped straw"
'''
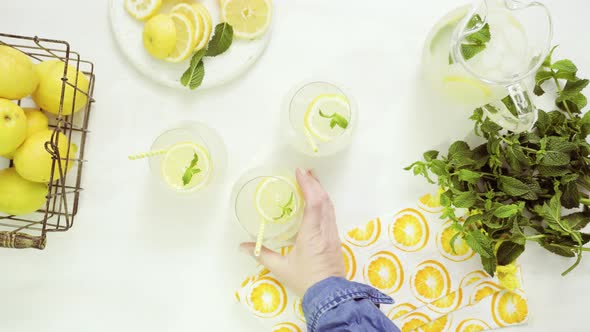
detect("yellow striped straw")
[254,219,267,257]
[128,149,168,160]
[304,127,319,154]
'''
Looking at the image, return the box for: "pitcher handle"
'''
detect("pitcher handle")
[505,81,537,133]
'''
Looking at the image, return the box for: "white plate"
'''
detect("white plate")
[109,0,272,90]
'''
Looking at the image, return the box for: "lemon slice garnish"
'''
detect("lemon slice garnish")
[254,176,299,223]
[165,13,196,63]
[222,0,272,39]
[161,142,211,191]
[304,94,351,143]
[125,0,162,21]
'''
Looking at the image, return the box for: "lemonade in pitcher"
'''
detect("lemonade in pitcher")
[232,169,304,253]
[422,0,552,132]
[423,6,508,107]
[285,81,356,156]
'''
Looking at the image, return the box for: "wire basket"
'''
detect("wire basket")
[0,33,95,249]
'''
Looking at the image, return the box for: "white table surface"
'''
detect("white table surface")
[1,0,590,331]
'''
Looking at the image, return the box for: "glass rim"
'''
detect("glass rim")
[233,174,302,239]
[149,124,213,193]
[288,80,355,139]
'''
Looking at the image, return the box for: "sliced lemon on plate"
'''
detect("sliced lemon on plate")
[161,142,211,191]
[165,13,196,63]
[170,3,204,50]
[192,3,213,51]
[255,176,299,223]
[125,0,162,21]
[222,0,272,39]
[304,94,351,143]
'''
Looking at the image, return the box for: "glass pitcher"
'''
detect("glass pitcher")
[452,0,553,132]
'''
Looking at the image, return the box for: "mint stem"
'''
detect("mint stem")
[549,243,590,252]
[526,235,546,241]
[552,72,574,118]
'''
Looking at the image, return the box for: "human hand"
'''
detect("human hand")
[240,169,345,297]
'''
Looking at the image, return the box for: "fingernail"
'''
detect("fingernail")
[296,168,304,176]
[239,245,252,256]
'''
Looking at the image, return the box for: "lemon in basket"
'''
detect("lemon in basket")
[143,14,178,59]
[23,108,49,139]
[0,99,27,157]
[32,60,90,116]
[14,129,77,183]
[0,45,39,100]
[0,168,48,216]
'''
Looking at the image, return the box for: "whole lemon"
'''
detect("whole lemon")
[14,129,77,183]
[0,45,39,100]
[0,99,27,156]
[0,168,48,216]
[143,14,177,59]
[23,108,49,138]
[32,60,89,116]
[1,151,15,159]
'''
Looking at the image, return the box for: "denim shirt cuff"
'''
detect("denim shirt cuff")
[302,277,394,332]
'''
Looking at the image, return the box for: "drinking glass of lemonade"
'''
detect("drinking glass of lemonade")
[148,121,226,193]
[232,168,304,253]
[285,81,356,156]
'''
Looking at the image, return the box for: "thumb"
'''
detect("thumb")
[240,242,288,276]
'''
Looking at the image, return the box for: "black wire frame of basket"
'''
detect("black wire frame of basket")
[0,33,95,250]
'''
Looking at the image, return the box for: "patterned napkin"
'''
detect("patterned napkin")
[235,195,529,332]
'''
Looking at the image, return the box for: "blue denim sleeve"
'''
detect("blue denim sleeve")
[302,277,401,332]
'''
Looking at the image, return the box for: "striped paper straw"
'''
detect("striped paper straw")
[128,149,167,160]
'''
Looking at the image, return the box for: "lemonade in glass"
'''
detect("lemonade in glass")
[232,169,304,252]
[285,81,356,156]
[148,121,226,193]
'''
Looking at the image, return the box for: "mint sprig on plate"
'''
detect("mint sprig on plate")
[206,22,234,57]
[180,22,234,90]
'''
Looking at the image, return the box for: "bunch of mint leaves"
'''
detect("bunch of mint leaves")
[407,46,590,277]
[181,22,234,90]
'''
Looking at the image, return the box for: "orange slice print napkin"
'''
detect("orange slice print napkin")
[234,195,529,332]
